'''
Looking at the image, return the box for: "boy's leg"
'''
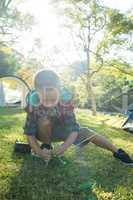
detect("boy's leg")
[36,118,52,145]
[76,128,118,153]
[76,128,133,165]
[36,118,64,148]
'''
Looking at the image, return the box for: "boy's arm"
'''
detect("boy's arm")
[53,131,78,156]
[24,111,51,160]
[27,136,51,160]
[53,110,79,156]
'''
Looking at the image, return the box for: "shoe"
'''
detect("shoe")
[40,143,53,150]
[113,148,133,166]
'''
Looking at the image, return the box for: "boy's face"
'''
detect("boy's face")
[38,87,60,108]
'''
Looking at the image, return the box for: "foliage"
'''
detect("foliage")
[0,0,35,44]
[17,58,42,88]
[53,0,133,113]
[97,8,133,63]
[0,46,21,75]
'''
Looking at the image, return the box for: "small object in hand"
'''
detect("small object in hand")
[40,143,53,150]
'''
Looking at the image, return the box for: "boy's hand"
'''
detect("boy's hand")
[53,132,78,157]
[53,146,65,156]
[40,148,51,160]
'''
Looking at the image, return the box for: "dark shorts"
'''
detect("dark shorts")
[51,126,95,145]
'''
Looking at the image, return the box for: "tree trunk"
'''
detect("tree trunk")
[86,15,97,116]
[87,76,97,116]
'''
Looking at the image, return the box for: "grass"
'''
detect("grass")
[0,107,133,200]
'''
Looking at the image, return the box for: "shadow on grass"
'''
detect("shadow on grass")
[4,151,98,200]
[83,146,133,192]
[4,143,133,200]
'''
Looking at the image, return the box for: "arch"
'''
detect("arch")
[0,75,31,91]
[0,75,31,108]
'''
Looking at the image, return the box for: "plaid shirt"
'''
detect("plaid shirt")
[23,102,80,136]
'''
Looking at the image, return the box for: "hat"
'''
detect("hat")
[34,70,60,91]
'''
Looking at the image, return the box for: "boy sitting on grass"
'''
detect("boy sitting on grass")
[23,69,133,165]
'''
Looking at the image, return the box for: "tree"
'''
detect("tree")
[0,46,20,75]
[96,8,133,73]
[53,0,106,115]
[0,0,34,45]
[53,0,133,114]
[0,0,36,82]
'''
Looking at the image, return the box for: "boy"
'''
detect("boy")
[23,70,133,165]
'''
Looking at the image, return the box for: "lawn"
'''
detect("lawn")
[0,107,133,200]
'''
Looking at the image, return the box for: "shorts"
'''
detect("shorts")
[51,126,95,145]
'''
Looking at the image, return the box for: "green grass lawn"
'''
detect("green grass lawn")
[0,107,133,200]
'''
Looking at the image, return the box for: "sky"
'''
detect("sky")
[15,0,133,69]
[102,0,132,11]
